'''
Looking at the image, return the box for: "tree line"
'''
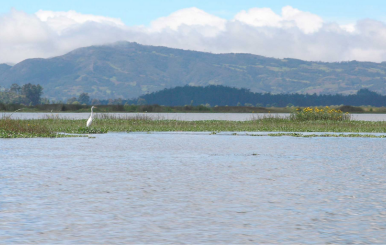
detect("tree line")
[134,85,386,107]
[0,83,44,105]
[2,83,386,107]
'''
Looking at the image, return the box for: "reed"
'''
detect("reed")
[94,113,164,120]
[2,115,386,138]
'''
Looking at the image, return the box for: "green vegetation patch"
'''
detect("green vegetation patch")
[0,118,86,138]
[248,133,386,138]
[2,111,386,138]
[290,106,351,121]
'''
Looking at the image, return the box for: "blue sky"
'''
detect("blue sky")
[0,0,384,26]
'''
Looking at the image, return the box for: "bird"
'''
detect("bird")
[87,106,97,127]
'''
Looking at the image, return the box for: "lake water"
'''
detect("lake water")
[2,112,386,121]
[1,132,386,244]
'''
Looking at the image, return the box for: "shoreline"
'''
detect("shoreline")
[1,104,385,114]
[2,117,386,138]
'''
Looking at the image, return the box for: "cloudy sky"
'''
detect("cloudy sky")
[1,0,386,64]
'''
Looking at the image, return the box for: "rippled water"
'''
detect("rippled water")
[2,112,386,121]
[1,133,386,244]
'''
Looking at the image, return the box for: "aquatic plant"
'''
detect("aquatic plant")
[248,133,386,138]
[77,127,108,134]
[290,106,351,121]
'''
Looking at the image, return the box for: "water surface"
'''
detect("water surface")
[1,133,386,244]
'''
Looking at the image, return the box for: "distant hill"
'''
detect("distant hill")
[0,64,11,75]
[137,85,386,107]
[1,41,386,100]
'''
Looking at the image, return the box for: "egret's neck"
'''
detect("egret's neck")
[91,108,94,116]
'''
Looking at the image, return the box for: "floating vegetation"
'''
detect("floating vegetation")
[76,127,108,134]
[247,133,386,138]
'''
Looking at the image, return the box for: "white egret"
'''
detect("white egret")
[87,106,97,127]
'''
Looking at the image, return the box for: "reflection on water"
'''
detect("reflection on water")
[1,133,386,244]
[2,112,386,121]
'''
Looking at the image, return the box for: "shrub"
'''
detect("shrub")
[290,106,351,121]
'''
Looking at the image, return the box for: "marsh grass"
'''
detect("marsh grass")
[1,109,23,120]
[94,113,164,121]
[42,114,63,120]
[0,118,56,138]
[42,118,386,133]
[250,113,287,121]
[2,115,386,138]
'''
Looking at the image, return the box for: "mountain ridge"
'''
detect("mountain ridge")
[1,41,386,100]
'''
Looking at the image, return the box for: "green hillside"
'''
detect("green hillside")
[1,41,386,100]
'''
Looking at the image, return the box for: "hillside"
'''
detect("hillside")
[137,85,386,107]
[0,64,11,76]
[1,41,386,100]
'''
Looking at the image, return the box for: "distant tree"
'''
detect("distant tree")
[40,98,50,104]
[21,83,43,105]
[356,88,378,96]
[67,97,77,104]
[78,93,90,105]
[91,99,101,105]
[10,84,21,94]
[137,98,147,105]
[116,98,123,105]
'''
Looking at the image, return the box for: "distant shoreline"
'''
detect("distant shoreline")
[1,104,385,114]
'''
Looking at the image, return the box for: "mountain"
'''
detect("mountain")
[0,64,11,76]
[1,41,386,100]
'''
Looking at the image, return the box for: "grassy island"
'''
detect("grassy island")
[1,107,386,138]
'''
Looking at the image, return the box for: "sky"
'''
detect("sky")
[1,0,386,64]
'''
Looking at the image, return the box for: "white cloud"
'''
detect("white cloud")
[150,7,226,37]
[340,23,356,33]
[1,7,386,64]
[234,6,323,34]
[35,10,125,34]
[233,7,282,28]
[281,6,323,34]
